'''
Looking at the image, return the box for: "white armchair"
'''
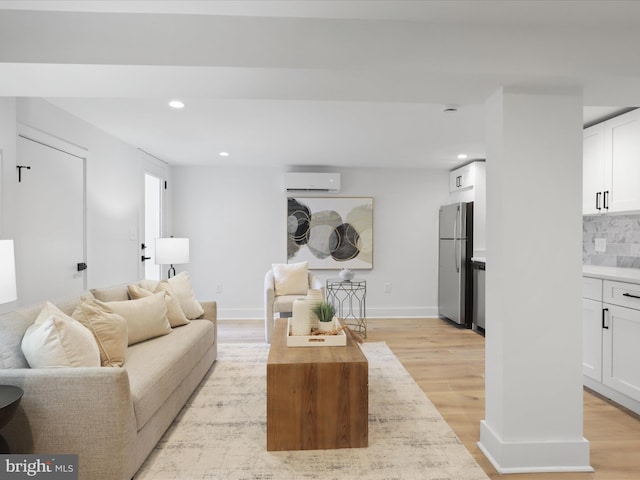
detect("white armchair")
[264,269,323,343]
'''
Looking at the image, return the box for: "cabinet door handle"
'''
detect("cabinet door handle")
[622,292,640,299]
[596,192,601,210]
[602,307,609,329]
[603,190,609,210]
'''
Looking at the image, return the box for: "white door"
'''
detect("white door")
[144,173,162,280]
[16,134,86,305]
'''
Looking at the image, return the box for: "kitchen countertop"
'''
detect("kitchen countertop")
[583,265,640,284]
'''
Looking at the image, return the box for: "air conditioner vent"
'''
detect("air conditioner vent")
[284,172,340,193]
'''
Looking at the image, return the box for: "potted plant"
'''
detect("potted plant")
[312,301,336,333]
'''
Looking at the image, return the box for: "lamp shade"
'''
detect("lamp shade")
[155,238,190,265]
[0,239,17,304]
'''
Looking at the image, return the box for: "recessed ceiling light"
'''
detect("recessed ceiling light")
[168,100,185,109]
[219,152,229,157]
[457,154,468,160]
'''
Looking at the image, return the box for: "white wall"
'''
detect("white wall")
[171,166,450,319]
[0,98,168,310]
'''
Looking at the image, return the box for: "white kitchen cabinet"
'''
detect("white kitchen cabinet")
[583,108,640,214]
[582,123,606,215]
[602,304,640,403]
[583,298,603,382]
[449,163,475,192]
[582,277,603,382]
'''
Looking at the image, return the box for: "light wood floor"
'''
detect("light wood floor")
[218,318,640,480]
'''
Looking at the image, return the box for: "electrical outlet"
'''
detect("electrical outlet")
[216,284,223,294]
[595,238,607,253]
[384,282,392,293]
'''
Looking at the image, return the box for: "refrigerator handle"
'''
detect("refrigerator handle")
[454,205,460,273]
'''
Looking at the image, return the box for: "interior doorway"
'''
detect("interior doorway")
[144,173,163,280]
[15,128,86,305]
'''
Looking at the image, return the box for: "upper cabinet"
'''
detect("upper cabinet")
[449,163,475,192]
[583,108,640,215]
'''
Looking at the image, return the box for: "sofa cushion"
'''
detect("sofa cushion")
[21,302,101,368]
[72,299,128,367]
[90,284,130,302]
[127,283,189,328]
[0,307,40,368]
[167,272,204,320]
[94,293,171,346]
[125,319,215,431]
[272,261,309,296]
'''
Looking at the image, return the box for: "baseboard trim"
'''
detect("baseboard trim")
[478,420,593,474]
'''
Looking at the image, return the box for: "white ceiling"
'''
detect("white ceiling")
[0,1,639,169]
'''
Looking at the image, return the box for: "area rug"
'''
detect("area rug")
[134,342,489,480]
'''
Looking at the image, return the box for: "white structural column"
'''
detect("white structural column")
[478,88,592,473]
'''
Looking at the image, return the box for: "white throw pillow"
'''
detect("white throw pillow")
[167,272,204,319]
[272,261,309,296]
[94,292,171,346]
[22,303,101,368]
[128,282,190,327]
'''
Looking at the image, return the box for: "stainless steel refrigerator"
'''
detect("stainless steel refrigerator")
[438,202,473,328]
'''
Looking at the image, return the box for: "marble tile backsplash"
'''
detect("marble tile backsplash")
[583,214,640,267]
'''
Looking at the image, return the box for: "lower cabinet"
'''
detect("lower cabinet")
[602,304,640,403]
[582,297,603,382]
[583,276,640,414]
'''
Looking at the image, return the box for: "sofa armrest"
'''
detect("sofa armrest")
[198,300,217,323]
[0,367,135,480]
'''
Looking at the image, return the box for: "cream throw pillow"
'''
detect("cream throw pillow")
[272,261,309,296]
[128,282,189,327]
[21,302,101,368]
[94,292,171,346]
[72,298,128,367]
[167,272,204,319]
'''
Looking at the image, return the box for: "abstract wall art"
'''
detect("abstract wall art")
[287,197,373,269]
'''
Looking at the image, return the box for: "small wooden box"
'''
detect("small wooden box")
[286,319,347,347]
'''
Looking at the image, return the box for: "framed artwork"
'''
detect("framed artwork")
[287,196,373,269]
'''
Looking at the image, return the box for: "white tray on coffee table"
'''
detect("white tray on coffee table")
[286,319,347,347]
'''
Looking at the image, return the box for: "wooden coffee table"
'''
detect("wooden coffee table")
[266,318,368,451]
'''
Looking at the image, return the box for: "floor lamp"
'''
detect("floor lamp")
[155,237,190,278]
[0,240,17,305]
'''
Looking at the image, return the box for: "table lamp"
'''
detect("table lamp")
[0,239,17,304]
[155,237,189,278]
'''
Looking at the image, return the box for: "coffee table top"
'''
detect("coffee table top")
[268,318,367,366]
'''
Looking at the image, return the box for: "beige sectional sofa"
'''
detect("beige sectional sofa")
[0,280,217,480]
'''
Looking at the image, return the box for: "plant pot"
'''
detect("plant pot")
[318,318,335,333]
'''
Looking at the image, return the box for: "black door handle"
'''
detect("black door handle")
[602,308,609,329]
[141,256,151,262]
[77,262,87,272]
[596,192,601,210]
[603,190,609,210]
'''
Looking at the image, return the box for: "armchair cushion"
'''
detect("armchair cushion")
[272,261,309,296]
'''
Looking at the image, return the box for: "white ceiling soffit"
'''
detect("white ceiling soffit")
[1,1,640,168]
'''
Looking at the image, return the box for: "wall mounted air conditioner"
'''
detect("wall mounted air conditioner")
[284,172,341,193]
